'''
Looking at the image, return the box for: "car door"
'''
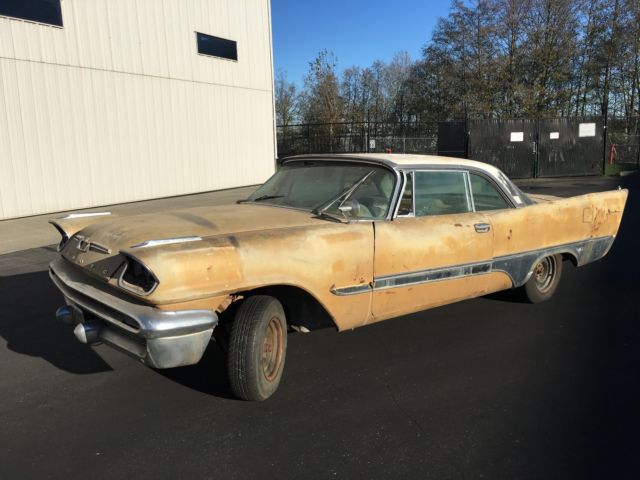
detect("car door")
[368,169,509,324]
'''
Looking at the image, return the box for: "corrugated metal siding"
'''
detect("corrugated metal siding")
[0,0,275,219]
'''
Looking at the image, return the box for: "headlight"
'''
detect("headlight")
[118,253,159,295]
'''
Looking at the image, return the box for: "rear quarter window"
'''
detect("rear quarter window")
[470,174,510,211]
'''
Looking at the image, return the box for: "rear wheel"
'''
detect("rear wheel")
[522,254,563,303]
[228,296,287,401]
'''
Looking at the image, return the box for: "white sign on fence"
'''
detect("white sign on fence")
[578,123,596,137]
[369,139,376,150]
[550,132,560,139]
[510,131,524,142]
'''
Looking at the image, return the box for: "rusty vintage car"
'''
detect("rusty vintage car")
[49,154,628,400]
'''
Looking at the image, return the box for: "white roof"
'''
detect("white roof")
[284,153,504,177]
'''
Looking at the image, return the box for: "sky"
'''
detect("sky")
[271,0,453,85]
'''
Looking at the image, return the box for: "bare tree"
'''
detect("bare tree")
[286,0,640,149]
[520,0,579,116]
[299,50,343,151]
[383,51,413,124]
[275,69,298,126]
[300,50,343,125]
[494,0,531,117]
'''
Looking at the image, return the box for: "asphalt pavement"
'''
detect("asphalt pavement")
[1,175,638,479]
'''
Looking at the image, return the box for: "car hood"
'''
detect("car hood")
[57,203,326,282]
[68,203,322,251]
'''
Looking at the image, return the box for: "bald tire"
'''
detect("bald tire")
[228,296,287,401]
[522,254,563,304]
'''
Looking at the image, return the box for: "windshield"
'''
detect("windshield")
[246,161,397,219]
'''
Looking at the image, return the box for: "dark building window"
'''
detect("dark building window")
[196,32,237,61]
[0,0,63,27]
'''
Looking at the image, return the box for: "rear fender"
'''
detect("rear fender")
[487,189,628,286]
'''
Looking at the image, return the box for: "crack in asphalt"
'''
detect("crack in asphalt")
[383,382,428,439]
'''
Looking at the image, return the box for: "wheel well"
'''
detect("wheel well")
[561,252,578,266]
[219,285,337,332]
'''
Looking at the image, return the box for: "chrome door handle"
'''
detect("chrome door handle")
[474,223,491,233]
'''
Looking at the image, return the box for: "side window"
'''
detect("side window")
[414,171,471,216]
[397,172,413,216]
[470,174,510,211]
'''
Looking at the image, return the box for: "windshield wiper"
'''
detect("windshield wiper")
[311,170,375,216]
[310,209,344,223]
[237,194,284,204]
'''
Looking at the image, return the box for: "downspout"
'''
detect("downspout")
[267,0,278,169]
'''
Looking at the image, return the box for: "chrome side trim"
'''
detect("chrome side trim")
[63,212,111,219]
[374,261,492,291]
[330,236,615,295]
[330,284,372,296]
[130,236,202,248]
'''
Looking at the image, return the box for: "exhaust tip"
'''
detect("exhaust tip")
[73,321,103,345]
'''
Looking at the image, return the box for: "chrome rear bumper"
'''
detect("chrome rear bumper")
[49,258,218,368]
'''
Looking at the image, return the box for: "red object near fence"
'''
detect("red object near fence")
[609,143,616,165]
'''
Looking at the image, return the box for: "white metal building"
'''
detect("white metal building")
[0,0,276,220]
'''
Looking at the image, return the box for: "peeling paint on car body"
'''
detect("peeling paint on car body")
[49,154,628,337]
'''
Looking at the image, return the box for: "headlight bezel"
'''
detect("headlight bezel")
[117,252,160,296]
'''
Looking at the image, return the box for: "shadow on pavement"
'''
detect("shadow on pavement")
[156,341,235,399]
[0,269,112,374]
[484,286,531,303]
[570,172,640,478]
[0,252,235,398]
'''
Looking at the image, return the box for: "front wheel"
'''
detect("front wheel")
[521,254,563,303]
[228,296,287,401]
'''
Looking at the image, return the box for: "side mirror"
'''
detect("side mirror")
[338,198,361,218]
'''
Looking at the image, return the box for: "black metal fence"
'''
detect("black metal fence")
[277,122,438,157]
[277,117,640,177]
[465,117,605,178]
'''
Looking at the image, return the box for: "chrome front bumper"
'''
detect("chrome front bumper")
[49,258,218,369]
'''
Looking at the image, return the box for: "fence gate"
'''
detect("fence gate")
[467,119,536,178]
[465,117,604,178]
[537,117,603,177]
[437,121,467,158]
